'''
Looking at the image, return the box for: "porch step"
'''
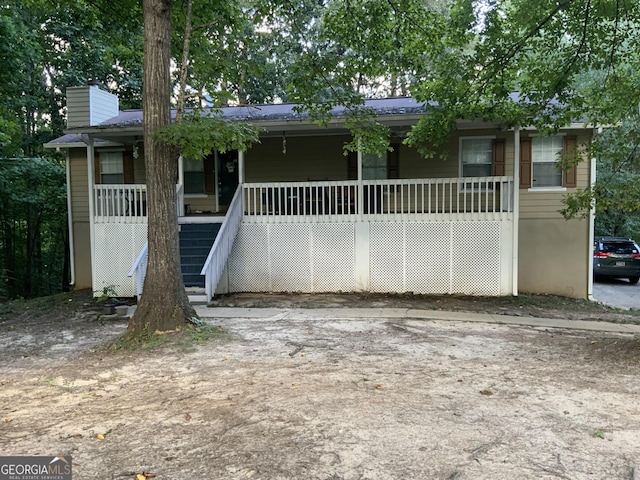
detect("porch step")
[179,223,221,288]
[186,287,208,305]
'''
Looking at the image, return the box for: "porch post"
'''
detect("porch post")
[357,149,363,216]
[587,128,600,300]
[214,151,220,213]
[87,136,96,293]
[238,150,245,184]
[178,154,184,186]
[512,126,520,296]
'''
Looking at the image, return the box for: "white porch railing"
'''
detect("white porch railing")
[94,184,148,223]
[201,185,244,302]
[243,176,513,223]
[94,183,187,223]
[176,183,184,217]
[128,242,148,300]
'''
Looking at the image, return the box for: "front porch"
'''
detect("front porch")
[91,177,515,301]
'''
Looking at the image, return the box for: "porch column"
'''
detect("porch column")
[357,149,363,216]
[512,126,520,296]
[238,150,245,184]
[178,154,184,186]
[587,128,600,300]
[86,136,96,292]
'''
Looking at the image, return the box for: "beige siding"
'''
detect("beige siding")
[245,135,349,182]
[519,129,591,220]
[68,147,92,290]
[66,86,118,127]
[134,152,146,183]
[519,217,590,298]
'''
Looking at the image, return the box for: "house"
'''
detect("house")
[45,84,595,302]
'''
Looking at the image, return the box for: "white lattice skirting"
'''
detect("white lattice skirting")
[93,223,148,297]
[225,220,513,296]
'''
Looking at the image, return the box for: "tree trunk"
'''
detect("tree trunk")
[128,0,196,335]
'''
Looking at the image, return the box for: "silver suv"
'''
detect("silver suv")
[593,236,640,284]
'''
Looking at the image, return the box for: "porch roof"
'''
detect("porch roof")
[64,97,429,135]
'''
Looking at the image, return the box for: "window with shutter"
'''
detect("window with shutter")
[460,137,496,190]
[521,135,576,189]
[532,136,563,187]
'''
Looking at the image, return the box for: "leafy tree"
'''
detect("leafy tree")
[0,157,67,299]
[128,0,260,336]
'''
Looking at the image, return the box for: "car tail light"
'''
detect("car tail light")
[633,253,640,259]
[594,251,610,258]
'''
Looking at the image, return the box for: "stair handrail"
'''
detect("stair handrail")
[128,241,148,300]
[200,185,243,302]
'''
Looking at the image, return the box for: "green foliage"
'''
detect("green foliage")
[156,112,260,159]
[0,156,67,299]
[561,114,640,239]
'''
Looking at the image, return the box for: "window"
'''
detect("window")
[532,136,563,187]
[99,151,124,184]
[362,153,388,180]
[460,138,493,178]
[183,157,204,194]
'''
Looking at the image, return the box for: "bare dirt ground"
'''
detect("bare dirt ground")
[1,291,640,480]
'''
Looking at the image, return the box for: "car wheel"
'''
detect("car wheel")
[629,277,640,284]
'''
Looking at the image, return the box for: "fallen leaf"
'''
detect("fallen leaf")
[375,384,383,390]
[155,327,180,335]
[184,413,191,422]
[136,474,146,480]
[96,433,105,440]
[3,418,11,424]
[291,383,300,387]
[479,389,493,396]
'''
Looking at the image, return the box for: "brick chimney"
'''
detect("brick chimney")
[66,83,119,128]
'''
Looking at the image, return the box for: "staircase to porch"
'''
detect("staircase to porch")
[179,223,221,302]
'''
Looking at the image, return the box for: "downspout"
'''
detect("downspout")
[87,137,96,294]
[512,126,520,296]
[587,128,600,301]
[61,148,75,287]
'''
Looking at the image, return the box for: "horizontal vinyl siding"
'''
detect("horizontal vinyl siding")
[245,135,350,182]
[68,147,92,290]
[89,88,119,125]
[69,148,90,220]
[519,129,591,220]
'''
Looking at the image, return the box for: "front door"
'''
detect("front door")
[218,151,239,207]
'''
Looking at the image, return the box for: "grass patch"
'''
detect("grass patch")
[108,319,228,353]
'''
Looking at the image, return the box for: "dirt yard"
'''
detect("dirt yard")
[1,291,639,480]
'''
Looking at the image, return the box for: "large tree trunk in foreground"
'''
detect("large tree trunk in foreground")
[128,0,196,335]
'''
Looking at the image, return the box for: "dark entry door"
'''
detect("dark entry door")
[218,151,239,206]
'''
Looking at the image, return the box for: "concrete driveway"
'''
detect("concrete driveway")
[593,277,640,309]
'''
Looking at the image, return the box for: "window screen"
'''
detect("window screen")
[183,157,204,194]
[461,138,492,177]
[532,136,563,187]
[100,151,124,184]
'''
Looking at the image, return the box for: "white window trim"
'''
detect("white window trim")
[184,193,208,198]
[527,186,567,192]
